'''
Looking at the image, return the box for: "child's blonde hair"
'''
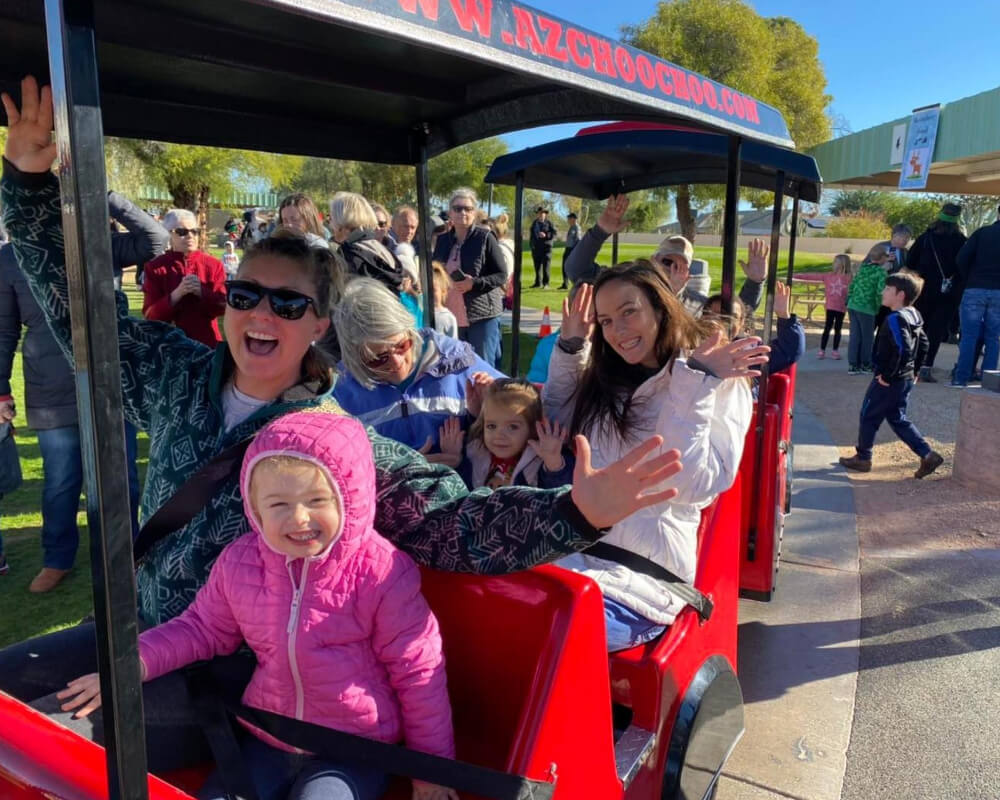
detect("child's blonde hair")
[431,262,450,306]
[832,254,852,274]
[468,379,543,445]
[248,454,333,504]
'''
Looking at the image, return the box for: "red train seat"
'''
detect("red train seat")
[738,402,783,600]
[608,477,744,799]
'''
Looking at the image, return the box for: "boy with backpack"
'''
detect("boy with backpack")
[840,272,944,479]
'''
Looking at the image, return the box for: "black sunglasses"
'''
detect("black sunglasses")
[173,227,200,237]
[451,204,475,213]
[224,280,316,320]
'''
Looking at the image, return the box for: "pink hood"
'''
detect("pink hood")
[139,411,454,758]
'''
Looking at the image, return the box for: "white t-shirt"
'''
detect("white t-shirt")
[221,381,270,431]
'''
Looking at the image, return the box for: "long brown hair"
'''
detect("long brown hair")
[278,193,325,238]
[569,262,716,442]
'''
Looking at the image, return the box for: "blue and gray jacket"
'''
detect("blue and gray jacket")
[333,328,504,452]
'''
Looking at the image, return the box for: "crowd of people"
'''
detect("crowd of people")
[4,71,997,800]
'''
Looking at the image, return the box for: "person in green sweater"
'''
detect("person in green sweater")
[0,76,685,771]
[846,244,891,375]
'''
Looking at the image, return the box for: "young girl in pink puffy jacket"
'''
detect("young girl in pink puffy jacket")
[59,411,457,800]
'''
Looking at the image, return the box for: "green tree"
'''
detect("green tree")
[624,0,831,241]
[430,137,512,210]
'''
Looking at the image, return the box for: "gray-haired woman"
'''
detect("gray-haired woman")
[329,191,405,294]
[332,277,503,460]
[431,188,507,366]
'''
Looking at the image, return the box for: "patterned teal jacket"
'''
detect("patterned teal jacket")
[1,162,602,624]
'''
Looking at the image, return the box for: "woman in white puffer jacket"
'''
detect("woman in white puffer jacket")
[543,263,766,651]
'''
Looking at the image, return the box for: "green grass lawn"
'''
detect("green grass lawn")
[0,284,151,648]
[514,242,833,312]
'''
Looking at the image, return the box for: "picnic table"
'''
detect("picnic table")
[790,274,826,321]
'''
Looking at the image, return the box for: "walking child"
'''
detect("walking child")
[819,254,851,359]
[59,411,458,800]
[840,272,944,479]
[439,378,574,490]
[846,244,891,374]
[221,240,240,278]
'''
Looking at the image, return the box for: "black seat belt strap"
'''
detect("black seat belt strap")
[133,438,253,565]
[584,542,713,621]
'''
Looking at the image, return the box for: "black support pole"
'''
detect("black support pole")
[721,136,742,315]
[747,170,785,563]
[415,144,435,329]
[43,0,148,797]
[612,231,619,265]
[786,193,800,284]
[510,171,525,375]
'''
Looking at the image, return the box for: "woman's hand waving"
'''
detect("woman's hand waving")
[571,435,683,529]
[692,330,770,379]
[0,75,58,174]
[560,282,594,341]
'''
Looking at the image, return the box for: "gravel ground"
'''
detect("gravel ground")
[796,321,1000,554]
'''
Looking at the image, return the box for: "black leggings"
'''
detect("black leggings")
[821,310,845,351]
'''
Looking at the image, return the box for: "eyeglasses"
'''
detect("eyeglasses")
[451,205,475,213]
[376,218,389,228]
[364,337,414,368]
[173,227,200,237]
[224,280,316,320]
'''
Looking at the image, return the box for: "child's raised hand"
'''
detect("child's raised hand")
[773,281,791,319]
[436,417,465,468]
[464,371,495,418]
[692,330,770,379]
[56,673,103,719]
[412,779,460,800]
[561,282,594,341]
[528,418,567,472]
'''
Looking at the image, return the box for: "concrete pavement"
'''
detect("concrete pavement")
[717,404,861,800]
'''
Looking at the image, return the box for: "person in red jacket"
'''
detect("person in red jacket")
[142,209,226,347]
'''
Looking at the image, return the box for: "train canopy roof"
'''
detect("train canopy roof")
[484,123,822,202]
[0,0,794,164]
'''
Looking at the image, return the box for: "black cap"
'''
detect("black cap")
[535,205,548,213]
[567,212,578,219]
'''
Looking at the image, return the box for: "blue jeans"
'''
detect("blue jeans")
[847,309,875,369]
[954,288,1000,384]
[35,423,142,569]
[466,316,501,368]
[604,596,666,653]
[197,734,388,800]
[856,378,930,461]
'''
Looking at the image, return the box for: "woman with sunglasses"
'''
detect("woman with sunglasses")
[332,277,503,460]
[330,191,405,296]
[432,188,507,365]
[142,208,227,347]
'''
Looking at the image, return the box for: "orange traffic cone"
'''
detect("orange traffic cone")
[538,306,552,338]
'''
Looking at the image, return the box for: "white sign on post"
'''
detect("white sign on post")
[890,123,906,165]
[899,106,941,191]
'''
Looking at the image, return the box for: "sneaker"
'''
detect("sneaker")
[839,453,872,472]
[847,366,863,375]
[831,350,841,360]
[948,381,967,389]
[0,555,8,576]
[914,451,944,479]
[918,366,938,383]
[817,349,826,359]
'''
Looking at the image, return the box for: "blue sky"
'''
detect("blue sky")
[502,0,1000,152]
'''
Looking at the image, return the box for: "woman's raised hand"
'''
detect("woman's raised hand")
[560,282,594,341]
[464,371,494,418]
[597,194,630,235]
[0,76,58,174]
[527,418,567,472]
[571,434,683,529]
[693,330,770,379]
